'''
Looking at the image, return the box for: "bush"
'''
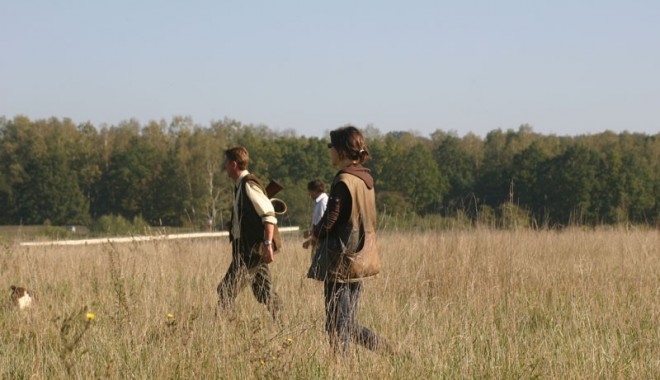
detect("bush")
[89,215,150,236]
[378,212,458,232]
[377,191,413,216]
[498,202,532,229]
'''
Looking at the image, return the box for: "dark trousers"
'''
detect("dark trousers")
[324,280,388,353]
[217,253,282,321]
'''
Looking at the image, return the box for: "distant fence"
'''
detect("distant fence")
[19,226,300,247]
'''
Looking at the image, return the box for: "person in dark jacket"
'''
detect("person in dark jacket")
[308,126,391,354]
[217,146,282,321]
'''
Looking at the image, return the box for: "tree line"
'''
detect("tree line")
[0,115,658,230]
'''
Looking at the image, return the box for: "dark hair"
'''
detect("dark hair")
[329,125,370,163]
[307,179,325,192]
[224,146,249,170]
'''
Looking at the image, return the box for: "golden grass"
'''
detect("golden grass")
[1,229,659,379]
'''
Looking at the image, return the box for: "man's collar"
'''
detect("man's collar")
[235,170,249,184]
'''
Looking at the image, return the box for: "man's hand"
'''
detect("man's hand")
[302,236,317,249]
[261,243,274,264]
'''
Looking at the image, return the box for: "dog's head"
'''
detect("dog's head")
[10,285,34,310]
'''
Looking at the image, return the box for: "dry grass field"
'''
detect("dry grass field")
[1,228,658,379]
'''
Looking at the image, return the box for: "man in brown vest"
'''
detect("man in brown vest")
[217,146,282,321]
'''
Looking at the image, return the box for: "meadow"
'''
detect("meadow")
[1,228,658,379]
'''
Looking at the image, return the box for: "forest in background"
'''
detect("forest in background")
[0,115,658,231]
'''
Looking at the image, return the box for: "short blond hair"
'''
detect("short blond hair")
[224,146,249,170]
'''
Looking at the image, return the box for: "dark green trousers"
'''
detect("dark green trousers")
[217,250,282,321]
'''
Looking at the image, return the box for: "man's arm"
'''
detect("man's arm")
[245,181,278,225]
[262,222,275,263]
[245,181,277,263]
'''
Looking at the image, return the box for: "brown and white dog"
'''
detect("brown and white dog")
[10,285,35,310]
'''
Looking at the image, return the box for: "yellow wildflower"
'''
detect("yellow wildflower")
[167,313,174,319]
[86,312,96,321]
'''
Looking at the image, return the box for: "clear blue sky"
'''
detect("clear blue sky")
[2,0,659,137]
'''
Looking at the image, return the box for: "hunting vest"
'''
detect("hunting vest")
[308,171,380,282]
[233,174,281,259]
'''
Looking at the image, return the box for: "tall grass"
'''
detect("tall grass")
[1,228,658,378]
